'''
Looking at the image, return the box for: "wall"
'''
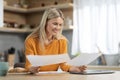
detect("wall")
[63,30,73,58]
[0,32,28,63]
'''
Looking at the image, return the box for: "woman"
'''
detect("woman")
[24,7,86,73]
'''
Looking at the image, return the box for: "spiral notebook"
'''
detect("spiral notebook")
[69,70,114,75]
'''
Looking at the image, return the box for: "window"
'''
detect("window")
[72,0,120,55]
[0,0,3,27]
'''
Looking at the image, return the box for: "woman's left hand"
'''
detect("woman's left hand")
[69,65,87,73]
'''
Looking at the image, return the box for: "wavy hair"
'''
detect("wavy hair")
[26,7,65,49]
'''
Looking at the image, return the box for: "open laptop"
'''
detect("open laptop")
[69,70,114,75]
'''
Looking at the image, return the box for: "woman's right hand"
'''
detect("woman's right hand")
[29,66,40,74]
[69,65,87,73]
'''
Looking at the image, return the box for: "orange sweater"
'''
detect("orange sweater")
[24,36,71,72]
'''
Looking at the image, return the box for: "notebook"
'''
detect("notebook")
[69,70,114,75]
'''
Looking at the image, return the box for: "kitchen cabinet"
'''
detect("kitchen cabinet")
[4,3,73,13]
[3,0,73,33]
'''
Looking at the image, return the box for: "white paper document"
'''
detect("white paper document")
[67,53,101,66]
[27,53,101,66]
[37,71,66,74]
[27,54,70,66]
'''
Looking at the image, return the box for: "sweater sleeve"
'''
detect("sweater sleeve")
[24,38,34,71]
[59,39,71,72]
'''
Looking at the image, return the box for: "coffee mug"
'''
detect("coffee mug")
[0,62,9,76]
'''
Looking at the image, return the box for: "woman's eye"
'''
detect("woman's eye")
[59,24,63,27]
[53,22,58,25]
[53,22,63,27]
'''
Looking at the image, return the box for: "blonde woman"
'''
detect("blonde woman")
[24,7,86,73]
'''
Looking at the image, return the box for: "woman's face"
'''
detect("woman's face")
[46,17,63,37]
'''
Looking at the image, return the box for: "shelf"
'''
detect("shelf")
[0,27,34,33]
[4,3,73,13]
[0,27,73,33]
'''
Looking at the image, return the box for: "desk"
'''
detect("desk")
[87,65,120,70]
[0,71,120,80]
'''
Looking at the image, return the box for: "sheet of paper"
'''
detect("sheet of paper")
[27,54,70,66]
[37,71,66,74]
[67,53,101,66]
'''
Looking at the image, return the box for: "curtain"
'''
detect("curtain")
[72,0,120,55]
[0,0,3,27]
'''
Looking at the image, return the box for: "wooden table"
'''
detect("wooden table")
[0,71,120,80]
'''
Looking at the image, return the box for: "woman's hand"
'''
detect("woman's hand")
[69,65,87,73]
[29,66,40,74]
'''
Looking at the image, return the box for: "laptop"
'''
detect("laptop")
[69,70,114,75]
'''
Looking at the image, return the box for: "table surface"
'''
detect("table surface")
[0,71,120,80]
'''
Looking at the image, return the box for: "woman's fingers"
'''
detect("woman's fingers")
[29,66,40,74]
[69,65,87,73]
[78,65,87,72]
[81,65,87,69]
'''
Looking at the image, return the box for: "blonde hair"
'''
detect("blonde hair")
[26,7,65,49]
